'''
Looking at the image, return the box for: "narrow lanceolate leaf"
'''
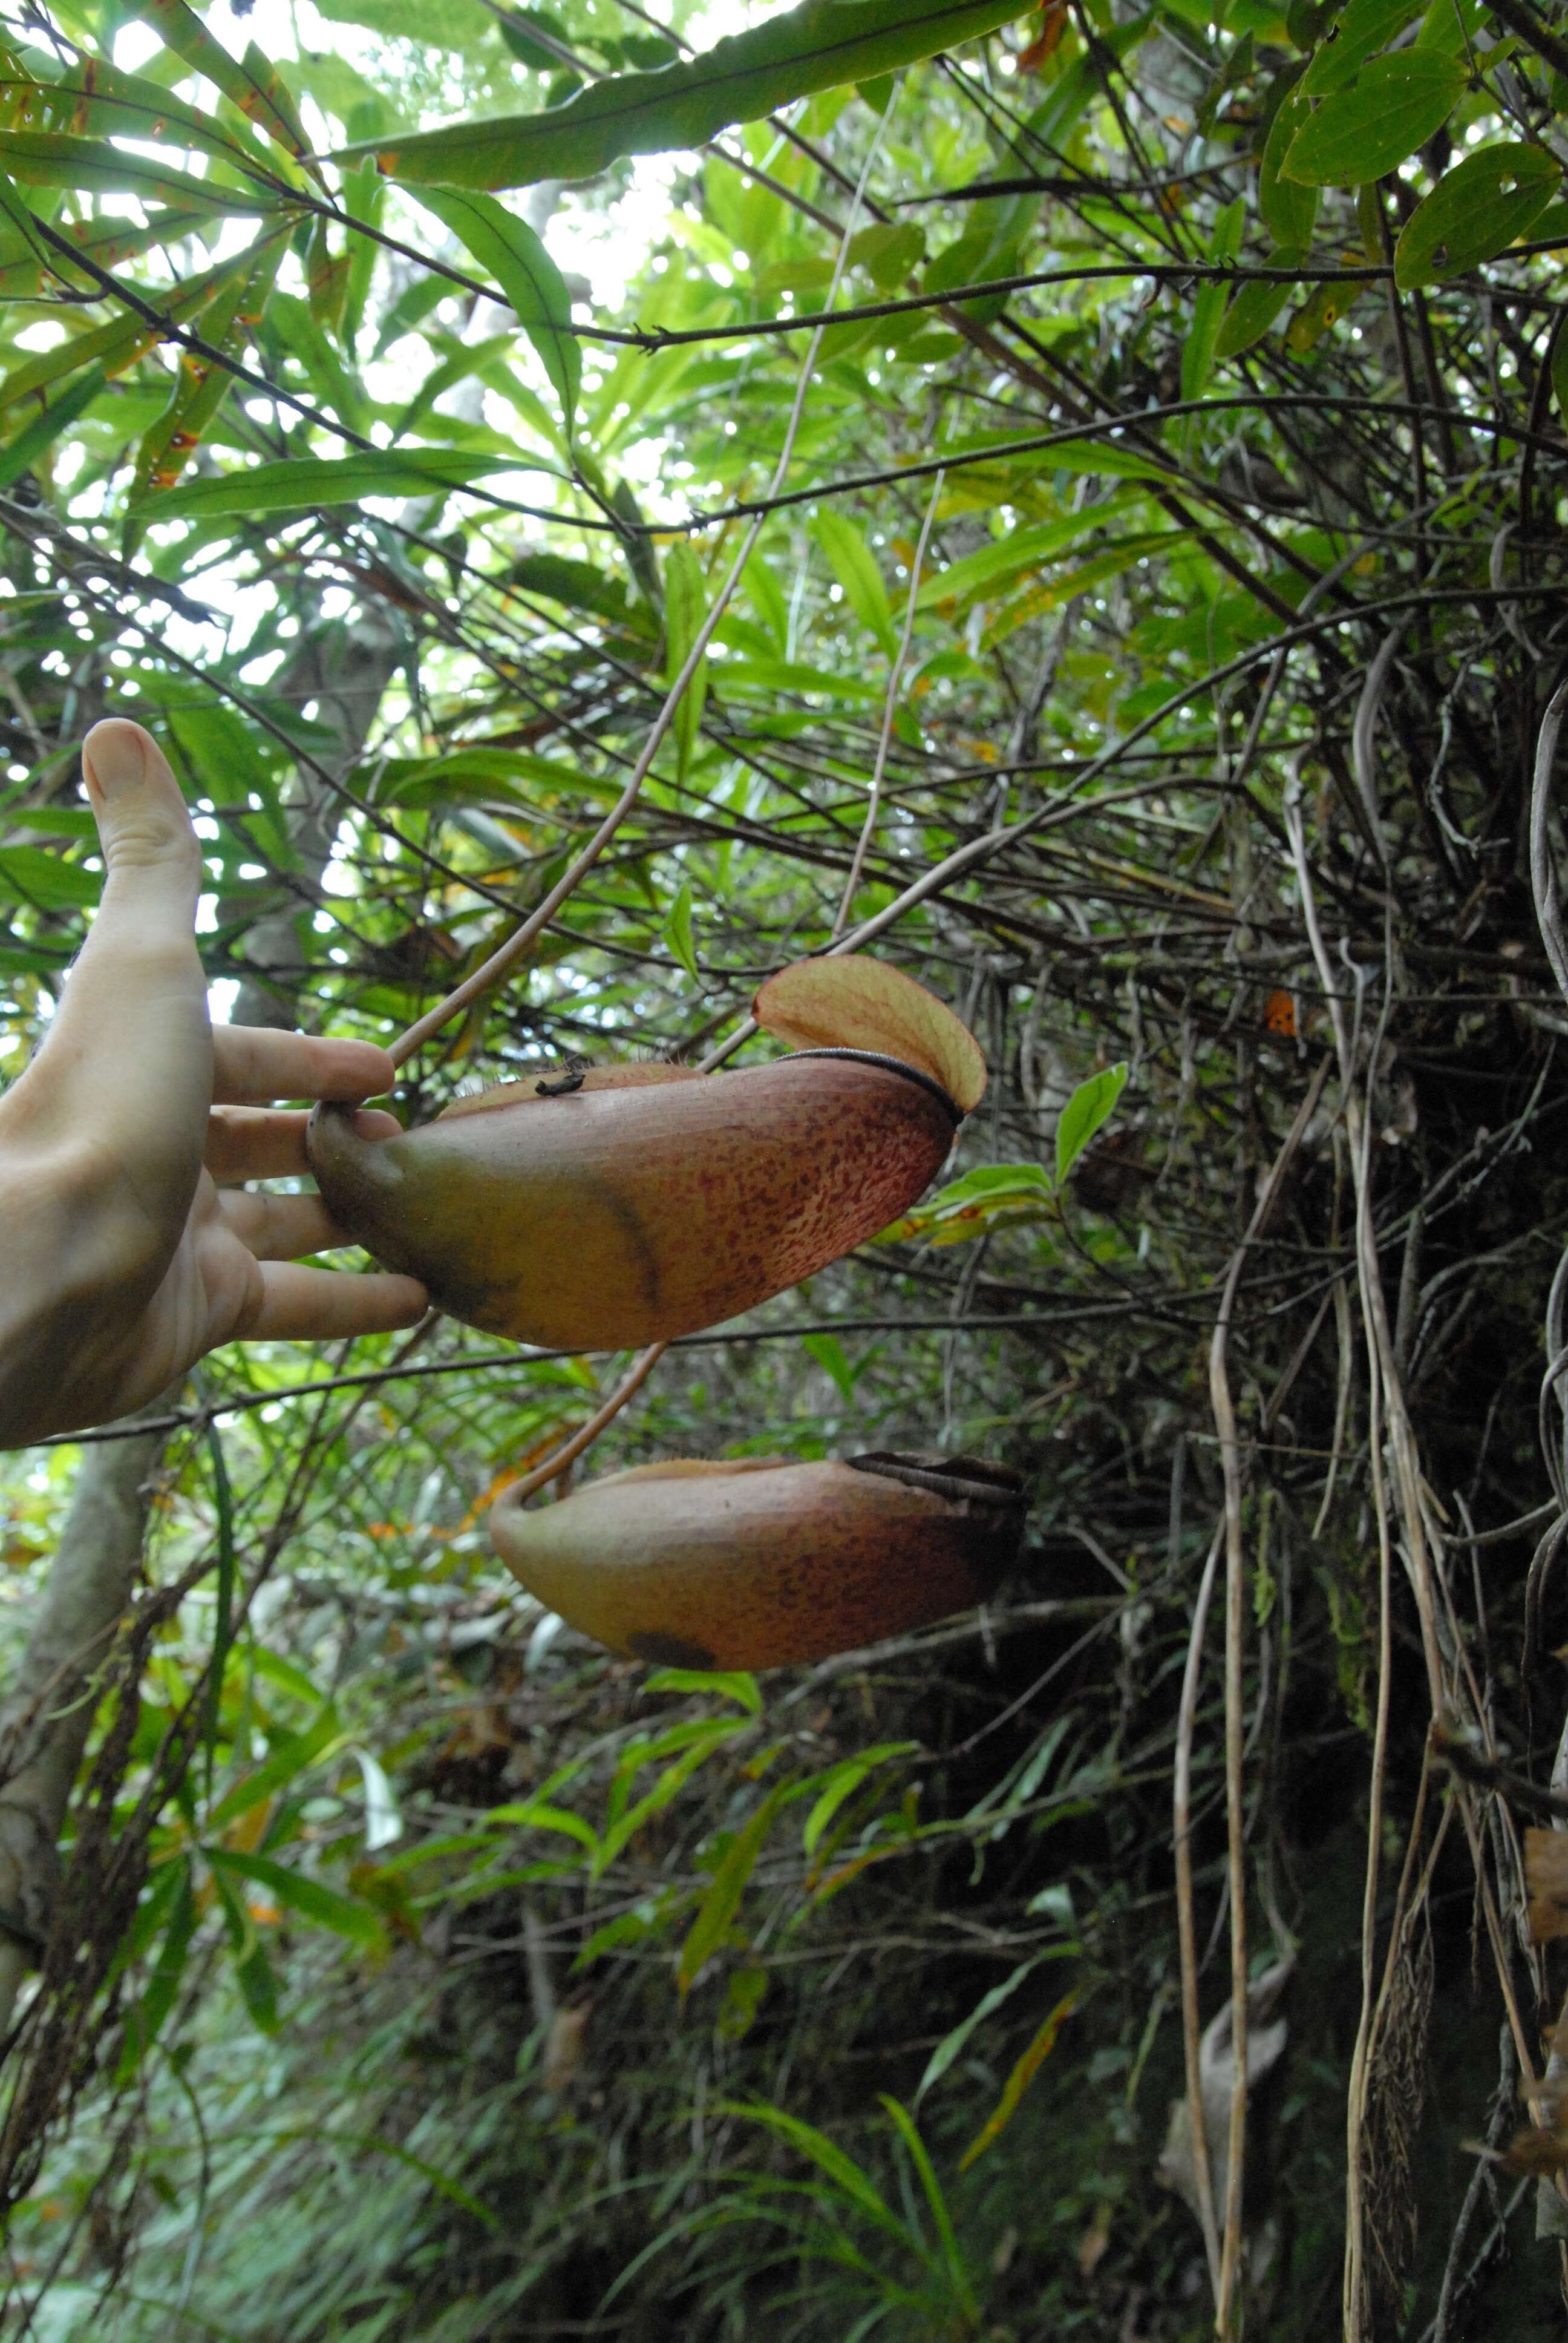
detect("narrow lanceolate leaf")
[813,510,899,658]
[347,0,1022,190]
[663,540,709,784]
[1393,142,1560,288]
[0,247,253,413]
[0,204,221,300]
[1259,91,1318,253]
[207,1849,387,1948]
[0,362,104,489]
[130,0,318,175]
[131,448,555,522]
[956,1988,1079,2171]
[0,129,287,210]
[678,1783,794,1996]
[1279,53,1465,188]
[0,53,287,185]
[411,186,579,430]
[132,231,287,503]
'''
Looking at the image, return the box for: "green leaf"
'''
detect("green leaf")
[508,552,630,620]
[0,361,105,490]
[1214,258,1301,359]
[1056,1062,1129,1184]
[664,877,699,980]
[812,510,898,657]
[642,1668,762,1713]
[411,185,579,430]
[880,2096,976,2312]
[877,1161,1056,1248]
[1284,272,1367,350]
[679,1781,794,1995]
[956,1989,1079,2171]
[1299,0,1426,96]
[915,1953,1048,2102]
[129,449,555,522]
[0,244,256,415]
[0,129,287,210]
[847,219,926,290]
[721,2098,904,2235]
[114,1859,197,2082]
[0,50,283,180]
[1393,141,1560,287]
[206,1849,386,1948]
[0,841,102,908]
[347,0,1023,189]
[207,1861,279,2033]
[1259,88,1321,249]
[129,0,316,171]
[915,501,1132,612]
[1181,195,1246,406]
[131,232,287,504]
[204,1705,346,1833]
[1280,53,1464,186]
[800,1329,857,1400]
[0,203,220,300]
[482,1797,600,1855]
[802,1745,915,1858]
[663,540,710,784]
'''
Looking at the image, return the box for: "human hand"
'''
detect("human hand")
[0,719,427,1446]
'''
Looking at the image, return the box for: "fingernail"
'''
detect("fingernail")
[82,722,149,800]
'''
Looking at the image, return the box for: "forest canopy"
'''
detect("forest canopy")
[1,0,1567,2334]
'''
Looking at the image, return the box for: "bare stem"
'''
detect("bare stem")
[500,1342,667,1507]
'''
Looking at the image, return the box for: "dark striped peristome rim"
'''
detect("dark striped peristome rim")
[783,1046,965,1124]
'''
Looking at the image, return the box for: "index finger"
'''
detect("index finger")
[211,1026,397,1107]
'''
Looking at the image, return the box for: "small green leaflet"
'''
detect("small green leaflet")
[802,1744,915,1860]
[1056,1062,1129,1184]
[347,0,1022,190]
[1280,53,1464,188]
[411,186,579,431]
[877,1162,1056,1248]
[664,878,699,981]
[1393,142,1560,288]
[916,500,1133,613]
[916,1953,1050,2102]
[679,1782,795,1997]
[1214,255,1301,361]
[800,1329,857,1400]
[643,1667,761,1714]
[813,509,898,658]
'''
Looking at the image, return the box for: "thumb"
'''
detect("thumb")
[81,719,203,922]
[27,718,211,1167]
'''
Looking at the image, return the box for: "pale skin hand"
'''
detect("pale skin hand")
[0,718,428,1447]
